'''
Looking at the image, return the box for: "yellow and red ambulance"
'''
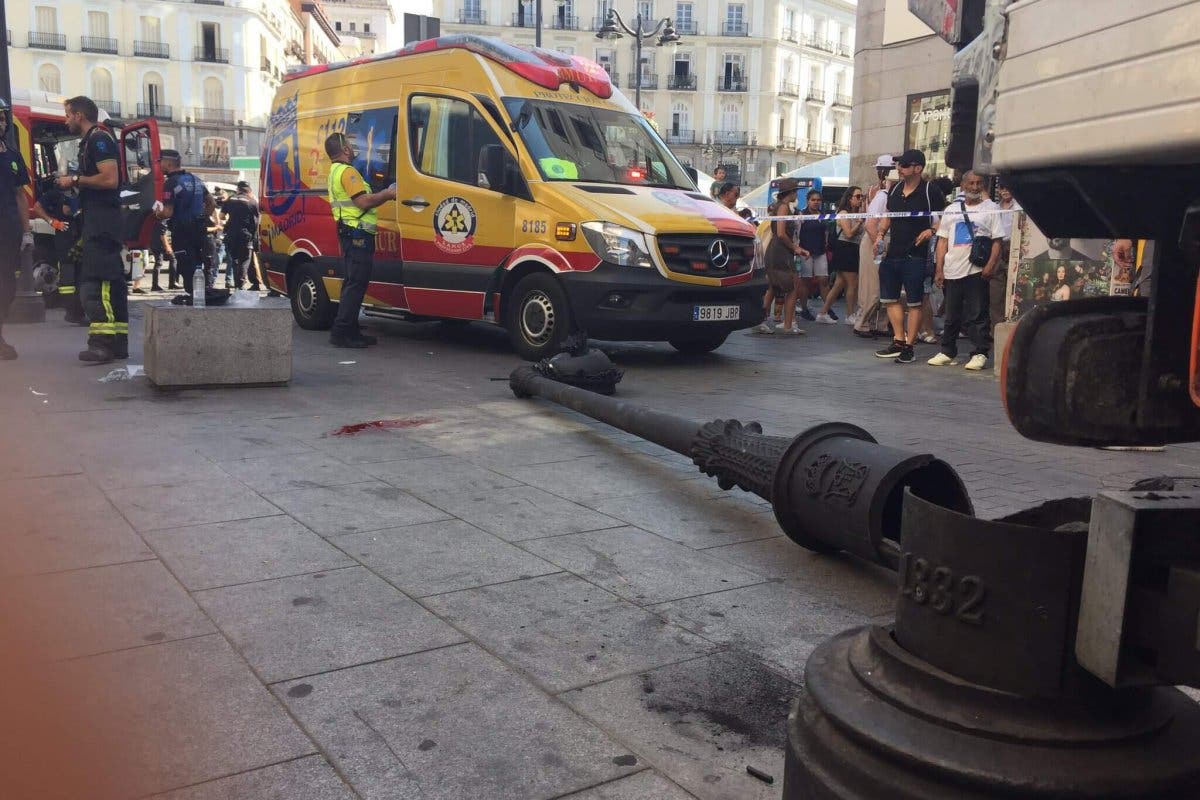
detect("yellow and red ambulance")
[260,35,764,358]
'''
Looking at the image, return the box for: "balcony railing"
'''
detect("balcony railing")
[780,81,799,97]
[667,74,696,90]
[95,99,121,117]
[194,46,230,64]
[836,42,852,58]
[803,140,831,155]
[549,15,579,30]
[712,130,748,145]
[674,19,698,35]
[133,40,170,58]
[199,154,231,168]
[833,93,852,107]
[627,73,658,90]
[665,130,695,145]
[193,108,234,125]
[716,76,748,92]
[804,34,835,52]
[778,136,797,150]
[81,35,118,54]
[721,21,749,36]
[833,144,849,154]
[29,31,67,50]
[807,88,826,103]
[137,103,173,120]
[511,13,535,27]
[781,27,797,42]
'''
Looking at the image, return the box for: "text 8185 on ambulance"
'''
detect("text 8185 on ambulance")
[260,35,765,359]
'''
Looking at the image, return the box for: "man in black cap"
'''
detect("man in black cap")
[58,96,126,363]
[222,180,260,289]
[871,148,945,364]
[154,149,213,293]
[0,98,33,361]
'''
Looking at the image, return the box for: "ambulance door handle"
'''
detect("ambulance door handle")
[401,196,430,210]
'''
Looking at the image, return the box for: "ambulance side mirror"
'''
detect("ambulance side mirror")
[478,144,523,197]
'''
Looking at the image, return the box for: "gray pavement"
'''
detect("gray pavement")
[2,299,1197,799]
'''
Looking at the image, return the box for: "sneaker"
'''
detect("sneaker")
[815,313,837,325]
[330,336,369,349]
[917,333,940,345]
[875,340,905,359]
[896,346,916,364]
[844,312,859,326]
[927,352,958,366]
[964,354,988,371]
[781,325,806,335]
[828,309,839,321]
[798,307,816,322]
[753,321,776,334]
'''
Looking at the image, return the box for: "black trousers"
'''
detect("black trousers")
[149,247,176,289]
[170,221,213,289]
[331,231,375,339]
[81,279,128,355]
[0,236,15,336]
[226,238,253,288]
[940,273,992,358]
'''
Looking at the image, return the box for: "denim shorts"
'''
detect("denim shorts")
[879,255,926,307]
[794,253,829,278]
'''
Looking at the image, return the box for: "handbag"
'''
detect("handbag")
[959,200,993,267]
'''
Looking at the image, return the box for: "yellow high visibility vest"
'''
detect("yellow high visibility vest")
[328,162,377,234]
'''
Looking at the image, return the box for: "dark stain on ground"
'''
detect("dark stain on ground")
[364,486,403,501]
[330,417,439,436]
[143,632,167,642]
[612,754,638,766]
[287,683,314,698]
[642,656,795,749]
[418,739,437,751]
[292,596,319,607]
[641,674,655,694]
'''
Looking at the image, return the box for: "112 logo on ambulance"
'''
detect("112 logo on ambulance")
[433,197,477,255]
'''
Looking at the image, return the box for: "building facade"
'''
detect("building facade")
[7,0,347,182]
[434,0,856,188]
[849,0,952,188]
[324,0,401,55]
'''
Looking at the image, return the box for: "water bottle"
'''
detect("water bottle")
[192,266,205,307]
[873,237,885,265]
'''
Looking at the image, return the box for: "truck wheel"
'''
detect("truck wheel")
[291,264,336,330]
[506,272,572,361]
[669,333,729,355]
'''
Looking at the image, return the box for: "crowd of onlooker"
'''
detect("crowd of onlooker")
[746,148,1020,370]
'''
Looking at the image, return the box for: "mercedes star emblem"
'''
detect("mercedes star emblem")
[709,239,730,268]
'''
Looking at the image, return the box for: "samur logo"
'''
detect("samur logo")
[433,196,477,255]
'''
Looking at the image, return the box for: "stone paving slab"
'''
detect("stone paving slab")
[521,526,768,605]
[151,755,357,800]
[652,583,871,685]
[424,573,716,693]
[107,479,283,532]
[217,450,376,493]
[428,484,625,542]
[561,771,699,799]
[195,566,465,683]
[332,518,561,597]
[263,480,449,537]
[583,489,783,550]
[4,559,214,660]
[560,652,794,800]
[360,454,522,499]
[494,454,690,503]
[144,515,358,591]
[63,634,314,797]
[275,643,641,800]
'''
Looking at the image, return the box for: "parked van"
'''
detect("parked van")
[260,35,764,358]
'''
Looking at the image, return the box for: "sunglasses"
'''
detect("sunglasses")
[897,162,917,168]
[851,194,864,199]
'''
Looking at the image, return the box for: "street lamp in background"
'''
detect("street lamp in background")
[595,9,682,109]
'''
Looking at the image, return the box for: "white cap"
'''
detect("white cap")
[874,153,895,169]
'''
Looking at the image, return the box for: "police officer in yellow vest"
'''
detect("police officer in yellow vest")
[324,132,396,348]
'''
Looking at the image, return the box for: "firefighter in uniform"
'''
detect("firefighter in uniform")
[31,176,84,323]
[324,132,395,348]
[154,149,211,292]
[58,96,126,363]
[0,98,34,361]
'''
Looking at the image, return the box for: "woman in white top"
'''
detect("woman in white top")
[816,186,865,324]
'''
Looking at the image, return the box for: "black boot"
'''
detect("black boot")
[79,344,114,364]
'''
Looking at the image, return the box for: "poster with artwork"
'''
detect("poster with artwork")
[1005,213,1115,320]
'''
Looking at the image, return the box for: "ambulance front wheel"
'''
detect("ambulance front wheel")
[291,263,336,330]
[507,272,573,361]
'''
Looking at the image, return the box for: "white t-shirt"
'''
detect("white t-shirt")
[937,198,999,279]
[996,199,1022,241]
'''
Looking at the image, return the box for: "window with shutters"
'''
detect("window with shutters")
[35,6,57,33]
[140,16,161,42]
[38,63,61,93]
[88,11,109,37]
[92,69,113,103]
[203,77,224,110]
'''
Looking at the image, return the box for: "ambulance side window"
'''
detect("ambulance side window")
[344,107,397,194]
[408,95,504,189]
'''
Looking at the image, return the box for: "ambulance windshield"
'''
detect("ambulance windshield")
[504,98,692,189]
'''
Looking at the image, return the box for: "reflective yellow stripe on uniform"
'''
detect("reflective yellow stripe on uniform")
[59,286,76,295]
[90,323,116,334]
[328,162,378,234]
[101,281,115,324]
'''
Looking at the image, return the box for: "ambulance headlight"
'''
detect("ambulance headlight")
[581,222,654,269]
